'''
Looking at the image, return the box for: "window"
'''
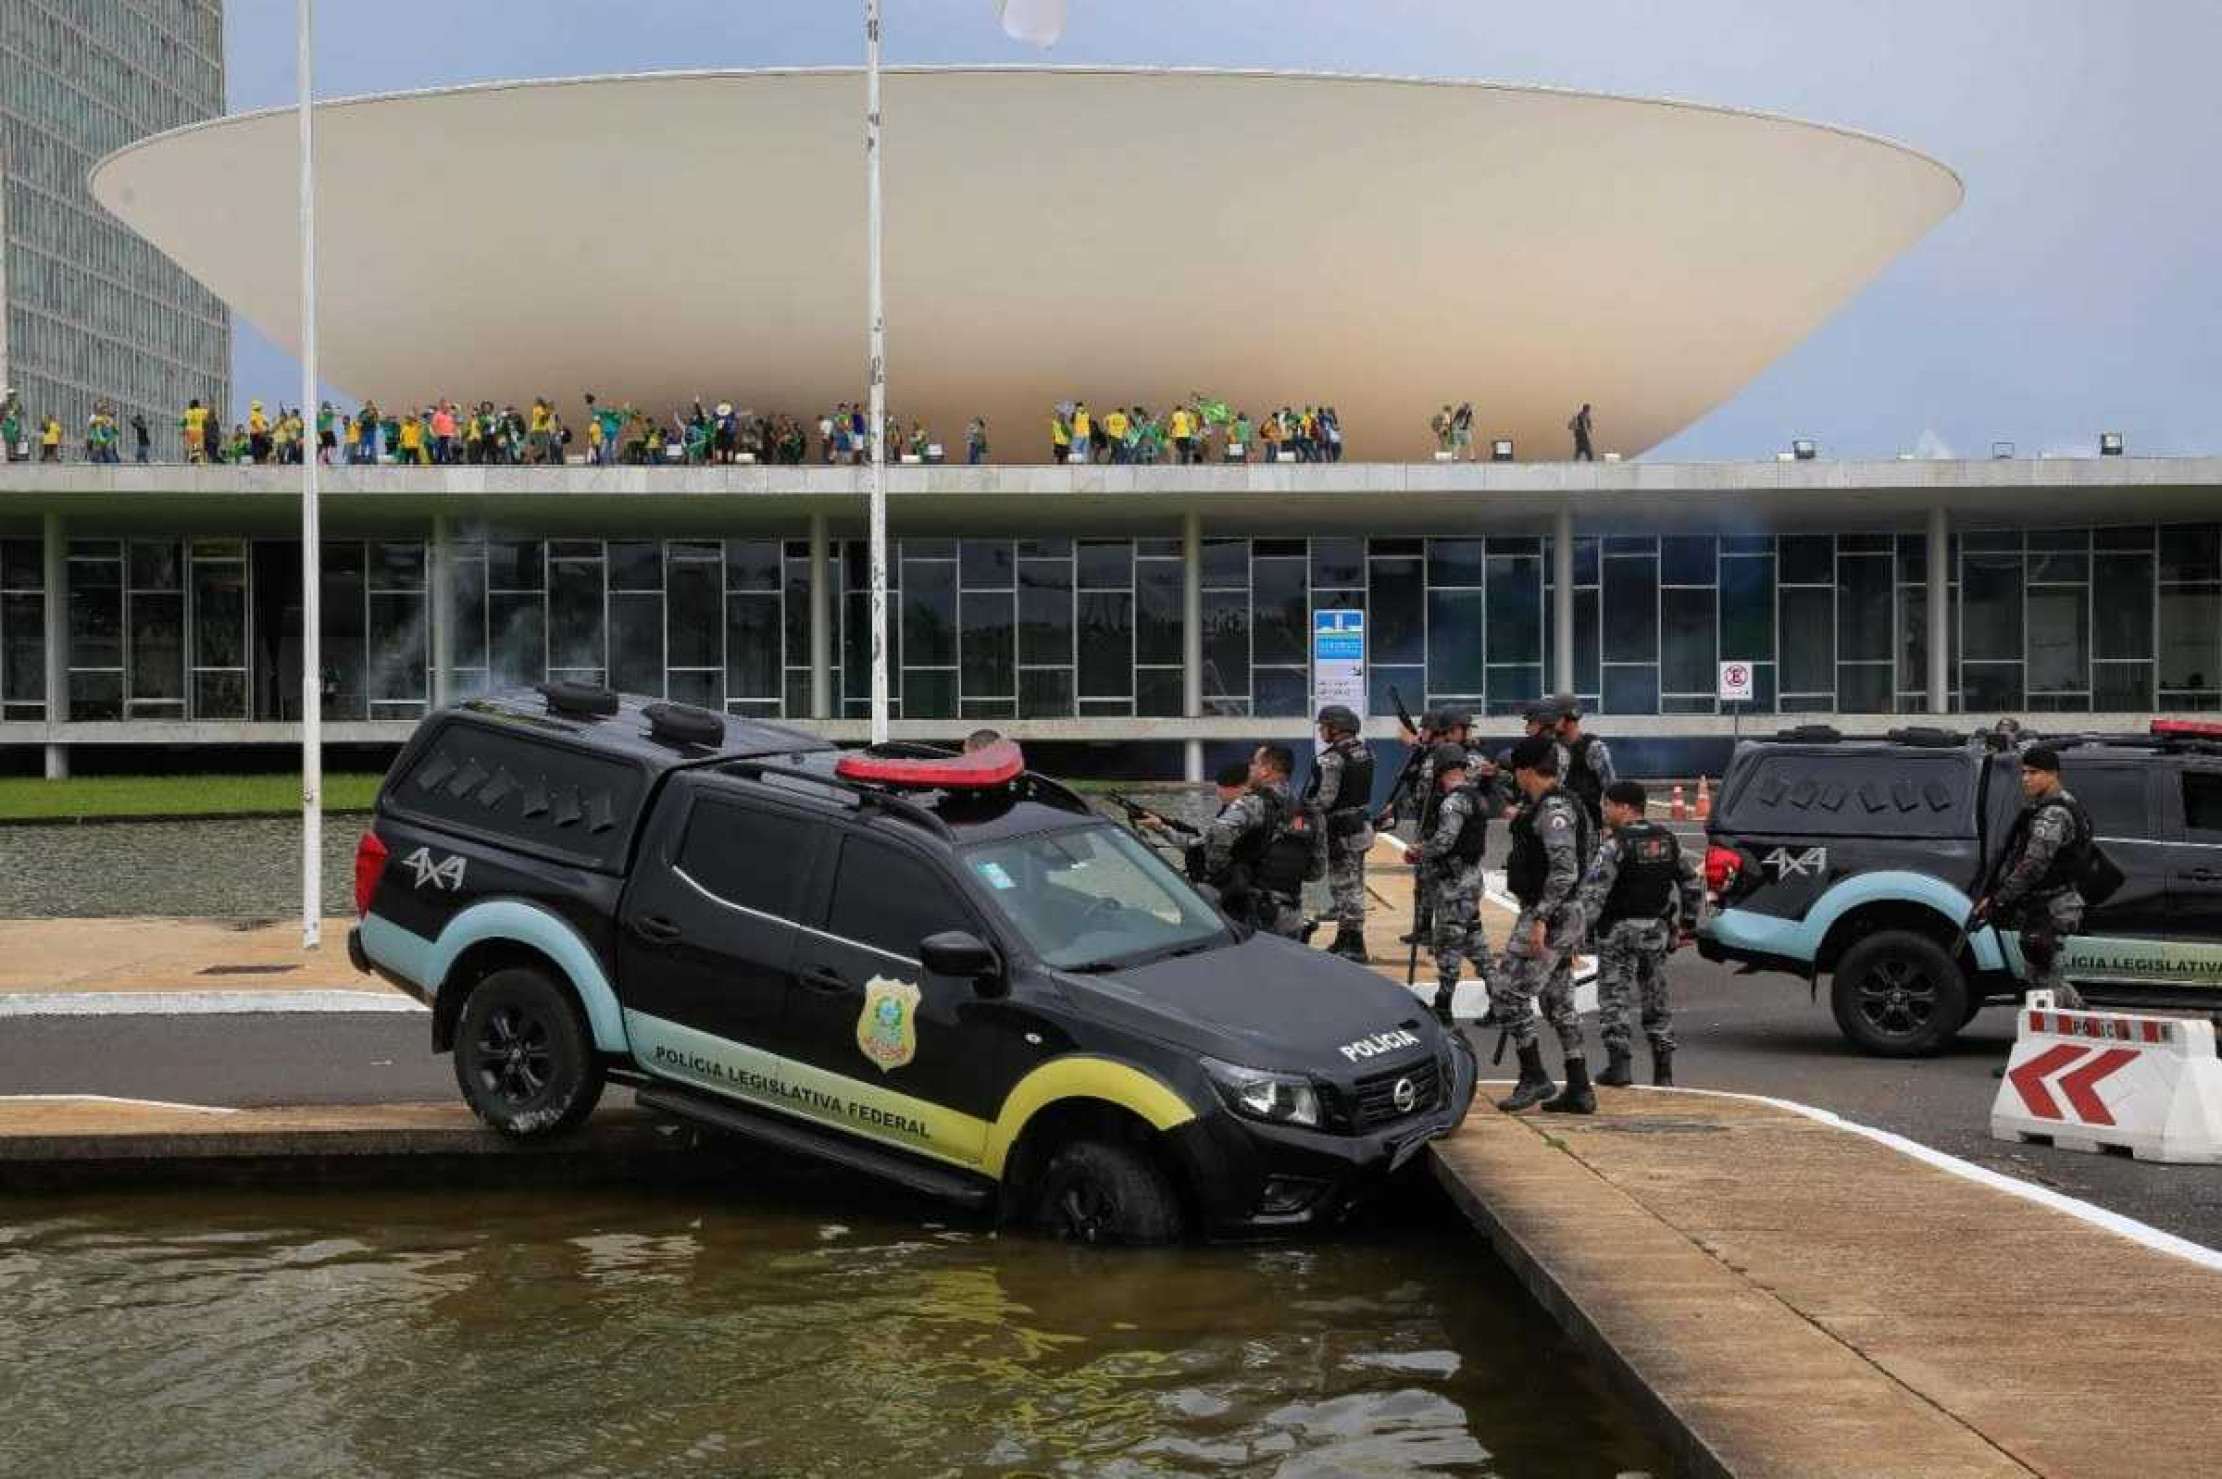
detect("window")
[679,800,819,921]
[826,836,971,962]
[2062,764,2151,838]
[2185,771,2222,838]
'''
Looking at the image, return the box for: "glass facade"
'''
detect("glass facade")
[38,526,2222,724]
[1,1,229,459]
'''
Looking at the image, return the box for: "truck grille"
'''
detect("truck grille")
[1351,1060,1441,1130]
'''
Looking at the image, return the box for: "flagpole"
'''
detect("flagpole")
[297,0,322,949]
[865,0,889,746]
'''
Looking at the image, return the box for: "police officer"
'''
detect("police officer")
[1551,694,1615,827]
[1972,745,2092,1010]
[1385,710,1446,946]
[1578,780,1702,1087]
[1403,744,1489,1023]
[1307,705,1376,961]
[1493,734,1595,1114]
[1497,701,1567,818]
[1202,743,1307,939]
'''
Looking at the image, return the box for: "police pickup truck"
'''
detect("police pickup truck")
[1699,721,2222,1056]
[348,686,1475,1242]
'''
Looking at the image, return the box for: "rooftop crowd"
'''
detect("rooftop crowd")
[3,385,1592,466]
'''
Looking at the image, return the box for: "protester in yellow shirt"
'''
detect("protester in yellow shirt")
[1169,406,1196,465]
[399,413,426,463]
[1050,412,1070,463]
[1071,404,1093,463]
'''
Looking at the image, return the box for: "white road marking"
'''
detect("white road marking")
[1469,1080,2222,1271]
[0,990,427,1017]
[0,1093,239,1115]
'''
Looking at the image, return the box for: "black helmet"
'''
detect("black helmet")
[1316,703,1360,735]
[1548,692,1582,721]
[1438,707,1474,731]
[1429,742,1473,775]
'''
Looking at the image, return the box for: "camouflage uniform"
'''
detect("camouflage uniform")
[1991,788,2088,1010]
[1493,788,1589,1054]
[1578,825,1703,1055]
[1204,779,1303,939]
[1310,737,1375,934]
[1419,784,1490,990]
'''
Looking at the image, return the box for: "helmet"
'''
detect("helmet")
[1438,707,1474,731]
[1429,743,1473,774]
[1549,692,1582,721]
[1315,703,1360,735]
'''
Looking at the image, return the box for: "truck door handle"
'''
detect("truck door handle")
[631,915,684,945]
[801,964,850,993]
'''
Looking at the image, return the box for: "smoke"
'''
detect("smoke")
[1909,428,1956,460]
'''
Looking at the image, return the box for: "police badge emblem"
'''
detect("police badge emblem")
[857,976,922,1073]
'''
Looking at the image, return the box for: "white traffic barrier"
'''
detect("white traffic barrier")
[1990,991,2222,1164]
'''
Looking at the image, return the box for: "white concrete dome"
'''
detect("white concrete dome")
[89,66,1961,460]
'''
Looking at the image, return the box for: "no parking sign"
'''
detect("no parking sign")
[1718,660,1755,703]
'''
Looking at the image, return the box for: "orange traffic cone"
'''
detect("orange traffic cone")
[1695,776,1712,821]
[1670,783,1687,821]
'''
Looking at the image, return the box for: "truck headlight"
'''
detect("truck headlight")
[1201,1057,1321,1129]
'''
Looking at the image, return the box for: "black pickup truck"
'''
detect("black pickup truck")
[1698,722,2222,1056]
[348,685,1475,1243]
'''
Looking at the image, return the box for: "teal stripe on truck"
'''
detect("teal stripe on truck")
[358,902,630,1053]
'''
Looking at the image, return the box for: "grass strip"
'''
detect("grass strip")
[0,773,385,822]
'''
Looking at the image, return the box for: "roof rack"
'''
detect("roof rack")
[718,754,955,840]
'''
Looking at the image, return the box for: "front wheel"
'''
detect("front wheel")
[1029,1139,1185,1246]
[1830,930,1968,1058]
[452,967,605,1138]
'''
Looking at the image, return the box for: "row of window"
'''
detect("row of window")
[7,529,2220,725]
[2,1,223,97]
[4,177,231,317]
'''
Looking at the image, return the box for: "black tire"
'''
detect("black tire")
[1029,1139,1186,1246]
[1831,930,1969,1058]
[451,967,604,1138]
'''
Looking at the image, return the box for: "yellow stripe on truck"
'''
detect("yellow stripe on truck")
[981,1056,1197,1179]
[625,1014,1198,1182]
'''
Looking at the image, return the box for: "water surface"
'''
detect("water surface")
[0,1186,1664,1477]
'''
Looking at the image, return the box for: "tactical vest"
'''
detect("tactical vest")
[1565,734,1605,821]
[1305,740,1376,835]
[1507,790,1593,909]
[1250,787,1325,898]
[1994,792,2093,898]
[1438,788,1488,869]
[1600,821,1681,927]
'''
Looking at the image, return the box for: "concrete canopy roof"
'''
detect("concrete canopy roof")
[89,67,1961,460]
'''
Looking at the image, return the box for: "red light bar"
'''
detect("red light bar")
[2151,719,2222,739]
[835,739,1025,789]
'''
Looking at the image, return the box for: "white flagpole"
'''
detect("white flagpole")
[297,0,322,949]
[866,0,889,746]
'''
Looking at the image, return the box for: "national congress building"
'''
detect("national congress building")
[2,67,2216,780]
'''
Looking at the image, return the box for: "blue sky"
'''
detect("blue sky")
[220,0,2219,459]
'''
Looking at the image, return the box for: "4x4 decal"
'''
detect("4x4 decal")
[401,846,467,892]
[1762,845,1827,879]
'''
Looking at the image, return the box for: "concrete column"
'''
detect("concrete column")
[1926,504,1950,715]
[1552,504,1576,697]
[429,514,454,709]
[1182,510,1203,783]
[808,512,831,719]
[41,511,66,778]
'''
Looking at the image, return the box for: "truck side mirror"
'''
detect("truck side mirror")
[921,930,1004,995]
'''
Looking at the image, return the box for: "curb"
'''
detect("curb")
[1427,1146,1738,1479]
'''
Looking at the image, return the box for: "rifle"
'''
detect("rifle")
[1390,684,1420,740]
[1107,791,1199,839]
[1947,901,1986,965]
[1404,779,1443,987]
[1376,691,1433,829]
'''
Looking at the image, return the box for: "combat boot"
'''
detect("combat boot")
[1431,979,1457,1025]
[1329,930,1370,963]
[1496,1043,1555,1112]
[1398,928,1425,945]
[1595,1045,1635,1088]
[1651,1043,1675,1087]
[1542,1055,1597,1115]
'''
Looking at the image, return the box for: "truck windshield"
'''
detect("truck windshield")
[962,824,1228,971]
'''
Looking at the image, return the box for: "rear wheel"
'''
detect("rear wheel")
[1831,930,1968,1058]
[1029,1139,1185,1245]
[452,967,604,1138]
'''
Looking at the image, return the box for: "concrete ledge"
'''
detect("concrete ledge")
[0,1101,710,1192]
[1432,1090,2222,1478]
